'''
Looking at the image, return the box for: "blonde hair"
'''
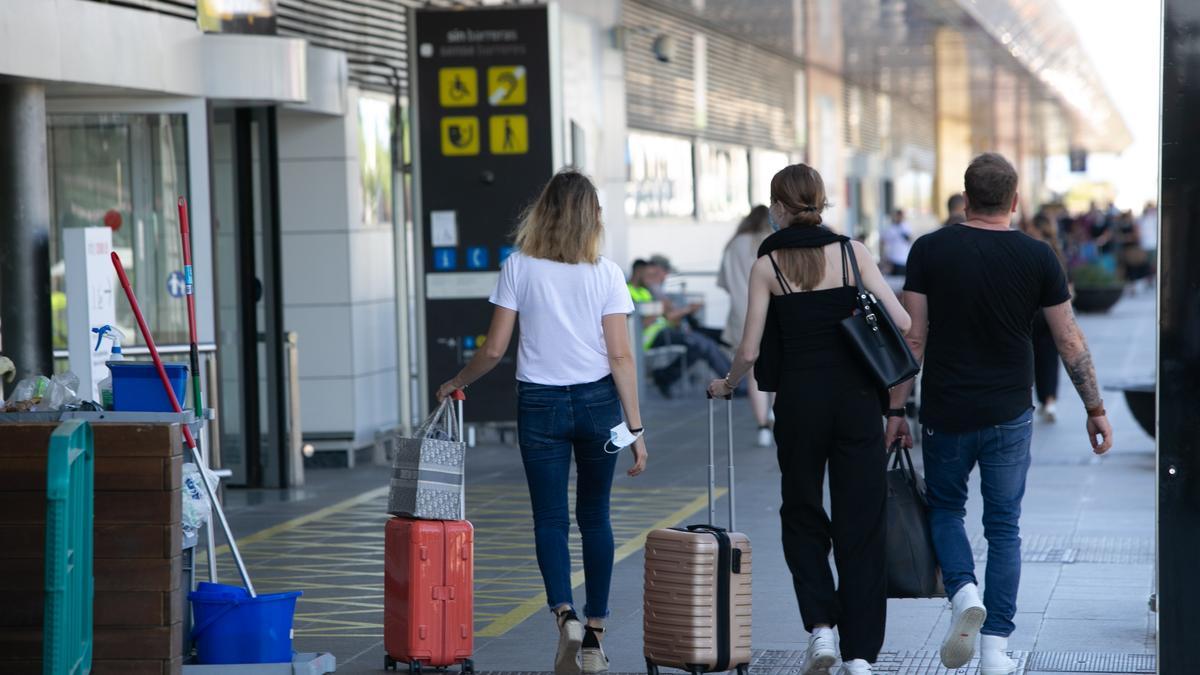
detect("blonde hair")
[515,170,602,264]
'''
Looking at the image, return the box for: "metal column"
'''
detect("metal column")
[0,81,52,389]
[1159,2,1200,670]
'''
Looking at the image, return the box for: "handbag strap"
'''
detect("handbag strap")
[840,241,866,293]
[889,440,918,478]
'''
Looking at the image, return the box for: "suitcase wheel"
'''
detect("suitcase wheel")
[645,658,660,675]
[461,659,475,674]
[736,666,750,675]
[385,655,396,671]
[408,661,423,675]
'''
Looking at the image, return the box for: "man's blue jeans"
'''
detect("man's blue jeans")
[923,408,1034,638]
[517,376,622,619]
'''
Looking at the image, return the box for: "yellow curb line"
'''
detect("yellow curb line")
[475,488,726,637]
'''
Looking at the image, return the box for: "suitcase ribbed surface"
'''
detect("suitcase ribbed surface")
[643,528,752,670]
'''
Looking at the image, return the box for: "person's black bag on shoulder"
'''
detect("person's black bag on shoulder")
[839,241,920,389]
[886,442,946,599]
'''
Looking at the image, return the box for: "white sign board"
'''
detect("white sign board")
[64,227,117,402]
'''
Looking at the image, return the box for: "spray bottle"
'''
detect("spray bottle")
[92,324,126,409]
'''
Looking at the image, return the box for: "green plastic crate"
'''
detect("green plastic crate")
[43,420,94,675]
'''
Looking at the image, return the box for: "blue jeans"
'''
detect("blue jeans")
[923,408,1034,638]
[517,375,622,619]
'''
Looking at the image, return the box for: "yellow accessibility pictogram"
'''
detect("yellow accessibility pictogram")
[489,114,528,155]
[439,67,478,108]
[487,65,527,106]
[441,116,480,156]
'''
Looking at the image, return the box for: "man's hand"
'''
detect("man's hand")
[885,416,912,450]
[628,437,648,477]
[1087,414,1114,455]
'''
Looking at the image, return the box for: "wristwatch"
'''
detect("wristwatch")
[885,408,907,418]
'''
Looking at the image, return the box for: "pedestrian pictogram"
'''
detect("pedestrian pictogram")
[441,117,480,156]
[439,67,478,107]
[489,115,528,155]
[487,66,527,106]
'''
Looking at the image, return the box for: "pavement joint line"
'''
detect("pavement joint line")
[475,488,727,638]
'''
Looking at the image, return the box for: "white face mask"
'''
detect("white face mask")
[605,422,643,454]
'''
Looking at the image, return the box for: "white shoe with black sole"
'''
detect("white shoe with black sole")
[802,628,838,675]
[941,584,987,669]
[554,608,583,675]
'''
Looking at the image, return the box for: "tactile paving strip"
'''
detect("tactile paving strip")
[1025,651,1156,673]
[971,534,1154,564]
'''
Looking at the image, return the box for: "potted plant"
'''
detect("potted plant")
[1070,263,1124,314]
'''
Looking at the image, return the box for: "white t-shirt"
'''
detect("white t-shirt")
[882,221,913,266]
[489,252,634,386]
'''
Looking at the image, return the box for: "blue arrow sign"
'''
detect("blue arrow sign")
[467,246,489,270]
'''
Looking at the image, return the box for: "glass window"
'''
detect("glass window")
[48,113,190,348]
[696,142,749,222]
[358,95,393,227]
[625,131,695,219]
[751,148,792,207]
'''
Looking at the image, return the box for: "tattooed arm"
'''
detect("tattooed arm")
[1043,301,1114,454]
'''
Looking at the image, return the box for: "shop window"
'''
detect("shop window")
[358,95,394,227]
[696,142,749,223]
[751,148,792,207]
[47,113,190,349]
[625,131,695,219]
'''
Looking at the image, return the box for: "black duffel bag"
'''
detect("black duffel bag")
[886,442,946,599]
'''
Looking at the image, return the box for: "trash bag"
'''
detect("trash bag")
[182,463,218,539]
[387,398,466,520]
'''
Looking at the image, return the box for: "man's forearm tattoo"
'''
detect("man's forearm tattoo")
[1064,349,1102,408]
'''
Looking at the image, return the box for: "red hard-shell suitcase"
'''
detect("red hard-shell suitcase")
[384,517,475,673]
[385,391,474,673]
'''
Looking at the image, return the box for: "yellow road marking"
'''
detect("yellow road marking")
[474,488,726,637]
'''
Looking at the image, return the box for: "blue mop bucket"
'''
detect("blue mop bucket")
[189,583,302,664]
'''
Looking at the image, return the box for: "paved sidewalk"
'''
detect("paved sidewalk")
[213,292,1156,674]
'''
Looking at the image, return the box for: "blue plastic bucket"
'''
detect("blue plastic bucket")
[189,584,302,665]
[109,362,187,412]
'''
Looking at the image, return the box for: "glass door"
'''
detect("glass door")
[211,107,287,488]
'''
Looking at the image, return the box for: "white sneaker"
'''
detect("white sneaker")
[579,626,608,674]
[980,635,1018,675]
[941,583,987,669]
[802,628,837,675]
[836,660,872,675]
[756,427,773,447]
[554,609,583,675]
[1040,401,1057,423]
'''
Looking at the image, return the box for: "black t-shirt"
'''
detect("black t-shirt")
[905,224,1071,432]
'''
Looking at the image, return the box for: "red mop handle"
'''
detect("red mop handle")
[178,197,199,345]
[110,252,197,450]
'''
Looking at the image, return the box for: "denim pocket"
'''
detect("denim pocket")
[995,414,1034,430]
[518,405,558,449]
[584,399,622,440]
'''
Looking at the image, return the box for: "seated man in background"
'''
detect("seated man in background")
[628,257,732,398]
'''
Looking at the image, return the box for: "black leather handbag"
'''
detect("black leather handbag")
[886,441,946,598]
[839,241,920,389]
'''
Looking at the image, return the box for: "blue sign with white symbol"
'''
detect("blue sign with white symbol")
[463,335,476,350]
[466,246,489,270]
[167,271,186,298]
[434,247,458,271]
[499,246,516,264]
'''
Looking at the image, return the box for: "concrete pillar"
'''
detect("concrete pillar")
[933,28,972,222]
[0,80,53,386]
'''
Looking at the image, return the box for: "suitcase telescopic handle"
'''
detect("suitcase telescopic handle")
[705,392,736,531]
[452,390,466,516]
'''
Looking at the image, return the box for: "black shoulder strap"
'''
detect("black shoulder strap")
[766,253,793,294]
[841,241,865,292]
[840,243,849,287]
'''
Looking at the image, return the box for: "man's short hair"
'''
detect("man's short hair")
[947,193,965,213]
[964,153,1018,216]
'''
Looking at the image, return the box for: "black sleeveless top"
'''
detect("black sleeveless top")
[764,246,862,374]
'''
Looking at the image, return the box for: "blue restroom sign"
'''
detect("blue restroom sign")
[434,247,458,271]
[499,246,516,264]
[167,271,186,298]
[466,246,489,270]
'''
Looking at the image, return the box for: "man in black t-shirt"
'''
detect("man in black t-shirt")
[885,154,1113,674]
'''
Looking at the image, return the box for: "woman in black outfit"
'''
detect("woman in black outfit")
[708,164,910,675]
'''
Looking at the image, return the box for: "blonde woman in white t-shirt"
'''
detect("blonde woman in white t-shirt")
[437,170,647,674]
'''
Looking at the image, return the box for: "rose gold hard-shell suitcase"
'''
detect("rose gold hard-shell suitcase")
[644,395,751,675]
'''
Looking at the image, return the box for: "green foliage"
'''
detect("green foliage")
[1070,263,1122,287]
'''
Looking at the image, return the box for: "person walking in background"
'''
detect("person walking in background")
[881,209,913,275]
[709,164,910,675]
[717,205,775,447]
[436,170,648,675]
[1022,212,1069,423]
[944,194,966,228]
[886,154,1113,675]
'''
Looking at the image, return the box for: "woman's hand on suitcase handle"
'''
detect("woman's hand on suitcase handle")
[628,436,648,477]
[436,378,463,402]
